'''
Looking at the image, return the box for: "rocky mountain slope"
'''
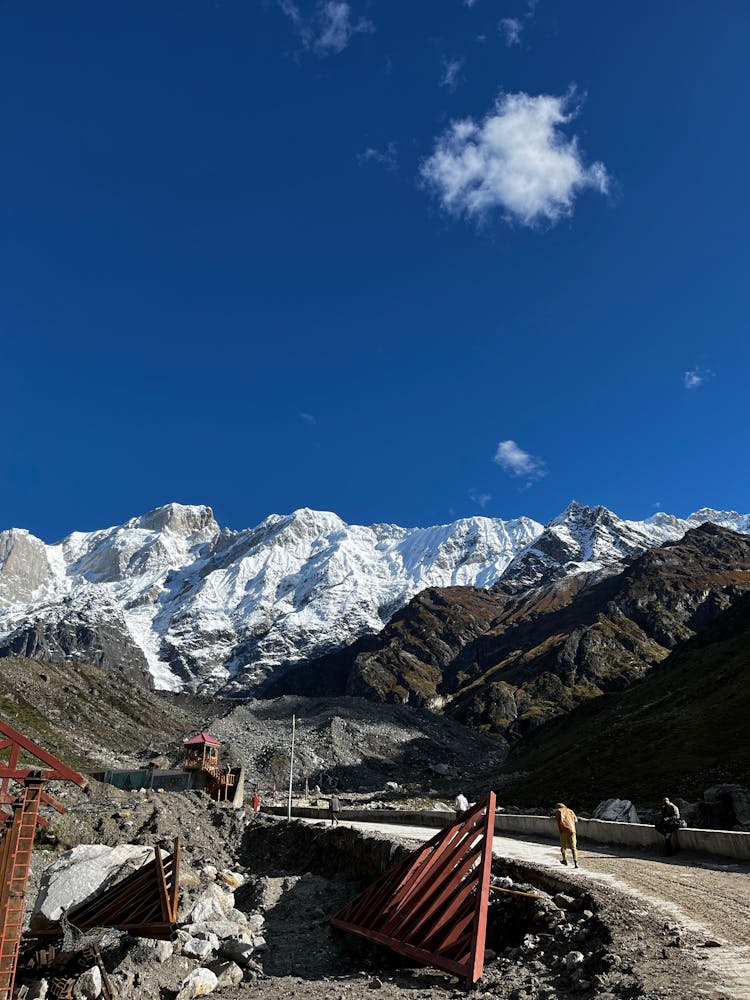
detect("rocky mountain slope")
[0,655,504,791]
[277,525,750,744]
[495,591,750,810]
[0,501,747,696]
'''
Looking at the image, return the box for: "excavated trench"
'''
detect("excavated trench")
[239,819,622,998]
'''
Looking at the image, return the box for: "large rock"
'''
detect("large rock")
[176,968,219,999]
[73,967,101,1000]
[219,938,255,966]
[208,960,243,988]
[187,884,235,924]
[31,844,161,929]
[592,799,640,824]
[182,936,217,961]
[704,785,750,830]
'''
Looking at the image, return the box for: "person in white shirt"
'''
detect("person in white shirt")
[454,792,469,816]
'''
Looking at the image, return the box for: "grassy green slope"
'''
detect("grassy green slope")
[496,594,750,809]
[0,656,219,772]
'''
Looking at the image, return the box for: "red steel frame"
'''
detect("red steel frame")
[331,792,496,983]
[0,719,85,1000]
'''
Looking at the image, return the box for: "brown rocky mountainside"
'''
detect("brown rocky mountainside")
[495,590,750,809]
[270,524,750,742]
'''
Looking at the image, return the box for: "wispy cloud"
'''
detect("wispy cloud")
[421,90,609,228]
[493,440,546,482]
[464,0,479,7]
[357,142,398,170]
[300,412,317,425]
[499,17,523,45]
[277,1,373,57]
[683,368,715,390]
[469,489,493,509]
[441,57,465,92]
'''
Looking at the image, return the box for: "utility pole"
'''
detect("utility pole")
[287,714,296,822]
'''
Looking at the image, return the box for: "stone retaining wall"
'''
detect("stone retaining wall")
[260,805,750,862]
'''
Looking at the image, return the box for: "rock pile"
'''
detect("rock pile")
[28,846,268,1000]
[481,875,613,998]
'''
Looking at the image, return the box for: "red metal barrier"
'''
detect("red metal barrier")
[0,720,85,1000]
[330,792,496,983]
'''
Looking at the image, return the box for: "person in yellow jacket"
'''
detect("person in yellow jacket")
[555,803,579,868]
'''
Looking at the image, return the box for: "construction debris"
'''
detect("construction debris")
[26,839,180,943]
[330,792,496,983]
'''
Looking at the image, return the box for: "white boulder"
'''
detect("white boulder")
[31,844,161,928]
[176,968,219,999]
[182,937,217,961]
[188,884,235,924]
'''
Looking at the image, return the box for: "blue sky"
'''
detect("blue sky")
[1,1,748,540]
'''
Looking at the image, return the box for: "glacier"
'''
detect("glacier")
[0,500,748,695]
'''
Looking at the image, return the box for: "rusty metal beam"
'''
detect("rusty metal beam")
[24,839,181,944]
[331,792,496,984]
[0,721,85,788]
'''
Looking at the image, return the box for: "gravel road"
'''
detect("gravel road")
[311,818,750,1000]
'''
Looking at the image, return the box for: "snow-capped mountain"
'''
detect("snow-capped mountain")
[0,504,541,693]
[0,501,747,695]
[497,501,750,590]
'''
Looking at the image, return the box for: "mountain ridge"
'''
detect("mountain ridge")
[1,501,748,696]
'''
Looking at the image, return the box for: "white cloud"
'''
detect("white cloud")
[683,367,715,390]
[493,440,546,482]
[499,17,523,45]
[357,142,398,170]
[464,0,479,7]
[300,412,317,425]
[421,90,609,228]
[277,1,373,57]
[441,57,465,92]
[469,489,492,509]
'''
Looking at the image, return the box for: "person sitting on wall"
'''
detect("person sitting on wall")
[655,797,683,855]
[454,792,469,817]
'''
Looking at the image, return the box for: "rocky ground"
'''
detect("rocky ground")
[0,657,507,795]
[18,784,746,1000]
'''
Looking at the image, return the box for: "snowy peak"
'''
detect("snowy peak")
[127,503,220,539]
[1,501,749,696]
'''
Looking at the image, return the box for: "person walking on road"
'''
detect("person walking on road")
[329,793,341,827]
[555,803,579,868]
[252,791,260,814]
[454,792,469,817]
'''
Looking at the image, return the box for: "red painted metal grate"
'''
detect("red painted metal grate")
[330,792,496,983]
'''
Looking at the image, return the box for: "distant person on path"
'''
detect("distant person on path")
[555,803,579,868]
[329,793,341,827]
[655,797,682,855]
[454,792,469,817]
[252,791,260,814]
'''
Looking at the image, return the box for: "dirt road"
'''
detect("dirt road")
[312,817,750,1000]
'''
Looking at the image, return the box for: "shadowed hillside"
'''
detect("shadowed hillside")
[493,592,750,808]
[272,525,750,746]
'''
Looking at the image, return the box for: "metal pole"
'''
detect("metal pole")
[287,714,296,822]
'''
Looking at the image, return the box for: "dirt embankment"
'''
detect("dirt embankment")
[25,786,747,1000]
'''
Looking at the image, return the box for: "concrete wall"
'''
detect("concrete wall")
[260,804,750,862]
[90,765,246,808]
